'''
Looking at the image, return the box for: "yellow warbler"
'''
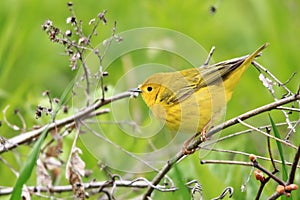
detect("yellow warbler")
[136,43,268,136]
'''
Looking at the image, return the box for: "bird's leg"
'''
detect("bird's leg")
[199,119,212,141]
[182,132,199,155]
[182,120,211,155]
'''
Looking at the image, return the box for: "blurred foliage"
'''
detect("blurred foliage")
[0,0,299,199]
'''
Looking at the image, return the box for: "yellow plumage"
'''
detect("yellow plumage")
[139,44,268,134]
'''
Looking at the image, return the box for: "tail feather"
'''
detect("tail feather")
[223,43,269,101]
[242,43,269,69]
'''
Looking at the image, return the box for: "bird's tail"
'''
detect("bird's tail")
[222,43,269,101]
[241,43,269,69]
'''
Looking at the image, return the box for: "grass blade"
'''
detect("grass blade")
[9,128,48,199]
[268,114,288,181]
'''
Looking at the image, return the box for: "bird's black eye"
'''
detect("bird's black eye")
[147,86,152,92]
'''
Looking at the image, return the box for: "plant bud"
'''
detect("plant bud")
[249,154,256,162]
[285,184,298,191]
[276,185,285,194]
[254,170,264,181]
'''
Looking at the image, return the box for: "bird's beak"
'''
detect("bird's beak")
[129,87,142,93]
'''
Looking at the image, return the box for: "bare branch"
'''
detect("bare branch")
[0,91,136,154]
[0,179,167,196]
[200,160,253,166]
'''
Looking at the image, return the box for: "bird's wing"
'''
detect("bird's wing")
[163,56,247,104]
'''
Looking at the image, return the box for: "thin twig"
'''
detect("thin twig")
[203,46,215,66]
[69,5,92,105]
[15,110,26,131]
[129,177,176,192]
[285,118,300,141]
[200,160,253,166]
[282,72,297,86]
[201,159,285,185]
[255,175,274,200]
[86,12,103,46]
[80,58,91,106]
[266,127,279,172]
[199,147,300,168]
[95,21,119,101]
[276,106,300,112]
[256,130,280,200]
[2,106,21,131]
[252,159,285,186]
[86,108,110,118]
[0,156,19,177]
[81,122,161,173]
[252,61,293,95]
[287,145,300,184]
[237,119,296,149]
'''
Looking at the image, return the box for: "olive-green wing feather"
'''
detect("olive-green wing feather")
[165,43,268,104]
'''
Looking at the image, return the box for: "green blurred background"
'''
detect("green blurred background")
[0,0,299,199]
